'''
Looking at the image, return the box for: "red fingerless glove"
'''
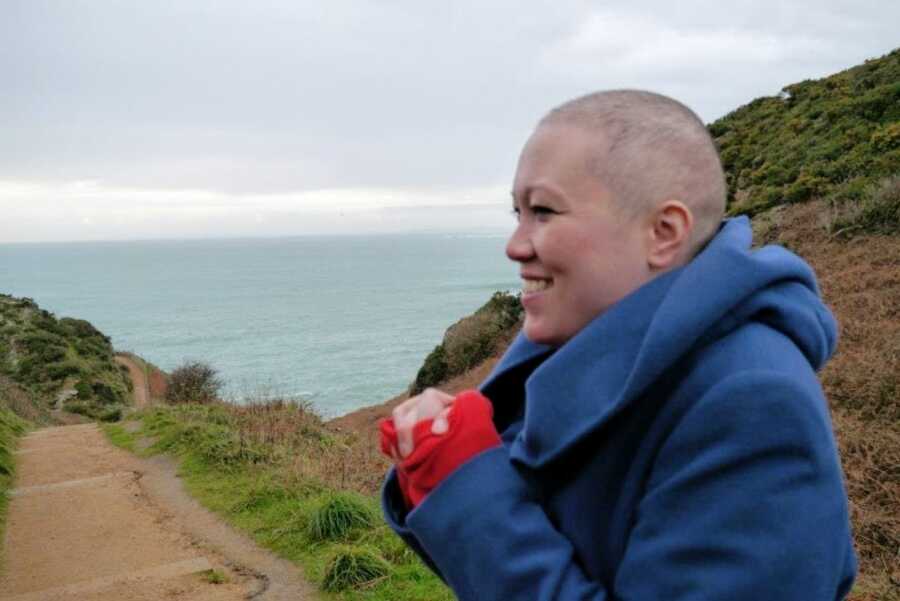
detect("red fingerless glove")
[379,390,502,508]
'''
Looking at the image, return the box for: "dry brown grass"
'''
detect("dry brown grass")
[753,200,900,600]
[0,374,49,424]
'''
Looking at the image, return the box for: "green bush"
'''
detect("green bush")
[307,492,377,542]
[322,545,391,592]
[92,382,121,405]
[166,361,222,404]
[412,345,448,394]
[59,317,107,341]
[411,291,522,393]
[101,406,123,422]
[64,400,94,418]
[829,175,900,237]
[45,361,82,381]
[75,380,92,399]
[715,48,900,216]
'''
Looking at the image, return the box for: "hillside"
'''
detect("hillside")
[0,295,132,422]
[710,47,899,218]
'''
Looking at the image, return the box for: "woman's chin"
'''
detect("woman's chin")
[522,319,564,348]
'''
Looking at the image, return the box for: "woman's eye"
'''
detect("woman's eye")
[532,205,556,217]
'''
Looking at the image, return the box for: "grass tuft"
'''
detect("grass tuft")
[307,492,377,542]
[322,545,391,592]
[201,568,228,584]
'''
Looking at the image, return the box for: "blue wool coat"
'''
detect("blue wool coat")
[383,217,857,600]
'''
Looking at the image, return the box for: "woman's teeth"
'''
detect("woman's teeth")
[523,279,552,293]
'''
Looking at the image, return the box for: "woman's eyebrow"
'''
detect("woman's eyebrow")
[511,185,538,203]
[510,188,528,208]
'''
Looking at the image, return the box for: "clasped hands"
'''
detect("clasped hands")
[379,388,501,508]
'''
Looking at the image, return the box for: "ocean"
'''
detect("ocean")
[0,233,519,417]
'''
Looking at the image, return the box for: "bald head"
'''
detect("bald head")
[540,90,726,253]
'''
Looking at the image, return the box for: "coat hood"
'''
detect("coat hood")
[481,216,838,468]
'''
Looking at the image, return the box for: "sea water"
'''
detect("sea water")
[0,234,519,417]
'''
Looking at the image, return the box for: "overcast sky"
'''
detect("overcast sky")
[1,1,897,242]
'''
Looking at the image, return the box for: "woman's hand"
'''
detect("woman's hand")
[381,389,502,508]
[390,387,455,459]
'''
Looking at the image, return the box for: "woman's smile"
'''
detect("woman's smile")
[521,277,553,295]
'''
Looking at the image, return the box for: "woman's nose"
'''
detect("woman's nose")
[506,224,534,263]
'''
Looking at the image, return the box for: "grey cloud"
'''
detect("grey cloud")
[1,0,898,196]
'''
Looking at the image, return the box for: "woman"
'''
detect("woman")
[380,90,856,600]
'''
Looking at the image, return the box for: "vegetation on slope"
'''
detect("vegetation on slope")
[0,294,131,421]
[411,291,522,394]
[0,405,29,552]
[710,47,899,222]
[0,374,50,425]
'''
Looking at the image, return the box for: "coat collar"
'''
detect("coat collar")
[480,218,764,469]
[490,270,681,468]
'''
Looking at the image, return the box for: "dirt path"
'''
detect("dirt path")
[0,423,318,600]
[115,354,150,409]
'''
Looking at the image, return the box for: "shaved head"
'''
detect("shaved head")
[540,90,726,253]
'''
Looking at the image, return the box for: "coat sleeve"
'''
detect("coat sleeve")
[381,466,446,581]
[383,370,857,600]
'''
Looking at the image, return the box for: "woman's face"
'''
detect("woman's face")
[507,123,653,347]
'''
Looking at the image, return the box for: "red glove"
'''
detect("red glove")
[380,390,502,508]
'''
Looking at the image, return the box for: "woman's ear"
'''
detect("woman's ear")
[647,200,694,271]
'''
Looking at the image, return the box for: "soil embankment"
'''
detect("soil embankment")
[114,354,150,409]
[0,423,317,600]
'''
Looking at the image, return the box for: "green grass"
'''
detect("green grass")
[104,406,454,601]
[712,48,900,218]
[0,406,30,565]
[322,545,391,592]
[201,568,228,584]
[101,422,142,454]
[307,492,378,542]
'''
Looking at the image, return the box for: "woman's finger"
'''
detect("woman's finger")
[394,388,455,458]
[432,406,452,435]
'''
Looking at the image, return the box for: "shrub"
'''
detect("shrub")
[45,361,81,381]
[92,381,120,405]
[410,291,522,393]
[75,380,92,399]
[64,400,94,417]
[307,492,377,541]
[98,406,123,422]
[166,361,222,404]
[59,317,107,341]
[322,545,391,592]
[713,49,900,215]
[411,345,448,394]
[829,175,900,237]
[75,338,111,359]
